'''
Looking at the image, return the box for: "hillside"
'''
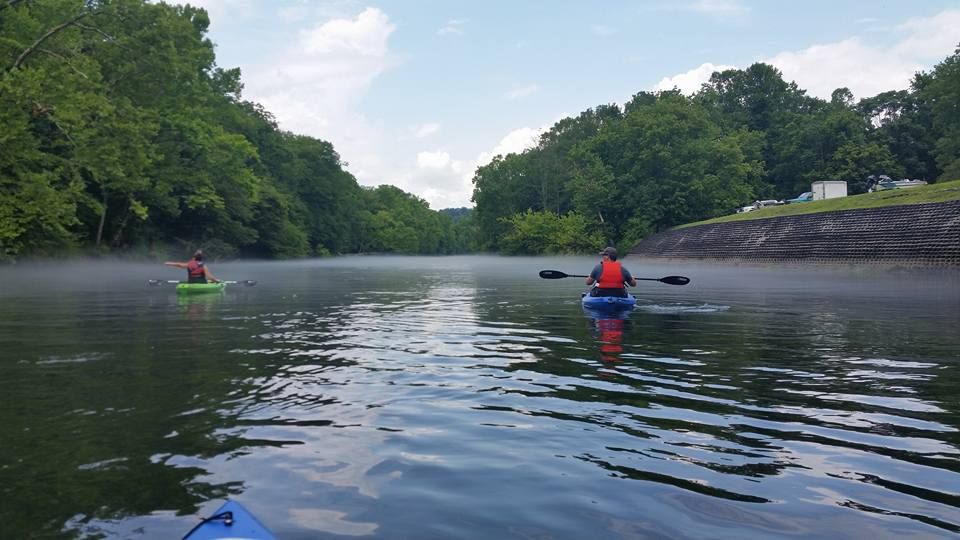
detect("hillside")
[677,180,960,229]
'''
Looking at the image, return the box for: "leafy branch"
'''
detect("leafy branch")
[11,13,89,70]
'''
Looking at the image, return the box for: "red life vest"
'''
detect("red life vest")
[187,259,205,280]
[597,261,624,289]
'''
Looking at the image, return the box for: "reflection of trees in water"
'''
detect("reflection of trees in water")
[576,454,770,503]
[0,295,289,538]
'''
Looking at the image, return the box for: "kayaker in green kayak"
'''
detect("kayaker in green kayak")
[165,250,220,284]
[585,247,636,297]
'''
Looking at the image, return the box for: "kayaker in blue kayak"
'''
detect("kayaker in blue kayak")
[165,250,219,284]
[586,246,636,297]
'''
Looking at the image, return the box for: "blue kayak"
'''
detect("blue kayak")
[581,292,637,310]
[183,500,276,540]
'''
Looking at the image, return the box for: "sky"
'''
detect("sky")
[178,0,960,210]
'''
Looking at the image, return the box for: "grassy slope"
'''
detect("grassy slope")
[677,179,960,229]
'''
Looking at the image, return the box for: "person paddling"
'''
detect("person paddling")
[165,250,219,284]
[585,246,636,297]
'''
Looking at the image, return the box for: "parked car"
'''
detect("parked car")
[785,192,813,204]
[755,199,783,208]
[736,204,757,214]
[869,178,928,192]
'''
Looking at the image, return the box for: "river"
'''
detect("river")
[1,256,958,539]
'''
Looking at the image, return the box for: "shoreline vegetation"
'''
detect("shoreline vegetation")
[2,2,959,262]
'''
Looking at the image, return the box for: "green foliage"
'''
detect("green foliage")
[858,88,937,183]
[358,185,457,254]
[472,53,960,254]
[498,210,603,255]
[921,44,960,180]
[0,0,471,260]
[828,142,902,194]
[1,2,957,260]
[471,153,535,250]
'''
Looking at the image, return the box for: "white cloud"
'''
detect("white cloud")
[413,122,441,138]
[389,124,551,209]
[438,18,468,35]
[655,9,959,100]
[238,7,396,187]
[765,38,920,99]
[654,62,734,94]
[387,151,469,209]
[475,126,545,167]
[505,84,539,100]
[301,8,393,55]
[893,9,960,60]
[416,151,452,169]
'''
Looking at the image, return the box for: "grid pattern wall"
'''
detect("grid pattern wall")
[630,201,960,266]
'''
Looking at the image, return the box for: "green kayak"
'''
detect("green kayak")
[176,282,226,295]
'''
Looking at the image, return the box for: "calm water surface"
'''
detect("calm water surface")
[1,256,958,539]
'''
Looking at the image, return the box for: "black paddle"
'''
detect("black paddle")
[148,279,257,286]
[538,270,690,286]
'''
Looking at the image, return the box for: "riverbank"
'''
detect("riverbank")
[679,179,960,227]
[630,184,960,266]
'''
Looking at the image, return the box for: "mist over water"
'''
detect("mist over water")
[1,256,958,539]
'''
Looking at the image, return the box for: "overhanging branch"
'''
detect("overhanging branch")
[11,12,88,70]
[1,0,28,12]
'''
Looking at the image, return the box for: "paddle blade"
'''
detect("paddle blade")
[660,275,690,286]
[539,270,569,279]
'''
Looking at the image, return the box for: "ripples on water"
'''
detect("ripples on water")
[0,257,958,539]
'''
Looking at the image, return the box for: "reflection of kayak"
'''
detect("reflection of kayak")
[176,282,226,295]
[183,500,275,540]
[581,292,637,310]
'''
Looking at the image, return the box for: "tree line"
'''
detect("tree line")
[3,1,957,261]
[471,47,960,254]
[0,0,479,261]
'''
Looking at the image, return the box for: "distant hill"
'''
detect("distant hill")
[440,207,473,222]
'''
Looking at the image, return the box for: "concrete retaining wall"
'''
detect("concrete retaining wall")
[629,200,960,266]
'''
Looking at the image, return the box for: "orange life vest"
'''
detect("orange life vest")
[597,261,624,289]
[187,259,206,280]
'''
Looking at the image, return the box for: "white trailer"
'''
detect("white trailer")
[811,181,847,201]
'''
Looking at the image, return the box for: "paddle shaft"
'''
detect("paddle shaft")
[558,275,665,282]
[538,270,689,285]
[148,279,256,285]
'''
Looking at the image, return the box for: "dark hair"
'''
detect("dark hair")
[193,250,204,261]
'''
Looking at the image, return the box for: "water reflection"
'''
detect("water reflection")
[582,306,630,364]
[0,258,958,538]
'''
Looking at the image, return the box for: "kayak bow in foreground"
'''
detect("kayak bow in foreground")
[182,500,276,540]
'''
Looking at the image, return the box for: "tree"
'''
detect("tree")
[569,93,759,241]
[498,210,602,255]
[858,89,937,182]
[921,44,960,180]
[696,63,814,133]
[471,153,537,249]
